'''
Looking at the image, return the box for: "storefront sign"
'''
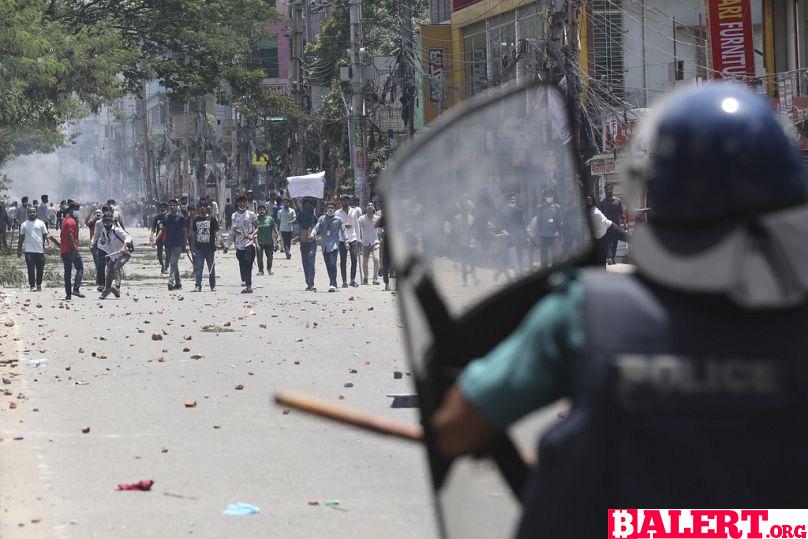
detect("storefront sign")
[428,48,445,104]
[705,0,755,79]
[588,155,617,176]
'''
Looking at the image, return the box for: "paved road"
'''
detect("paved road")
[0,228,438,538]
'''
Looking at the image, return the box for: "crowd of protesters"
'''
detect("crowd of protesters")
[1,184,627,297]
[2,189,394,299]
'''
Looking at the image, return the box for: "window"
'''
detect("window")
[488,11,517,86]
[168,95,185,114]
[463,22,488,97]
[257,36,279,79]
[591,0,625,105]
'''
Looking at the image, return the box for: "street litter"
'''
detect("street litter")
[27,358,48,368]
[388,394,419,408]
[116,480,154,491]
[222,503,260,516]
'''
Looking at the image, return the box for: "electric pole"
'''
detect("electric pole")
[400,0,415,138]
[349,0,367,204]
[136,84,155,201]
[291,0,306,177]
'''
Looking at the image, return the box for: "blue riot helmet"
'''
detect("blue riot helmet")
[643,83,806,223]
[627,83,808,307]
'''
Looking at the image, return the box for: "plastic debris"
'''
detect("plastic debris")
[324,500,340,506]
[27,358,48,368]
[116,480,154,491]
[222,503,260,516]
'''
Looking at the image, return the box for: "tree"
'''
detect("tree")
[304,0,429,195]
[0,0,282,198]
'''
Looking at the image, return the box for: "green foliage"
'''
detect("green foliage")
[0,0,281,191]
[305,0,429,187]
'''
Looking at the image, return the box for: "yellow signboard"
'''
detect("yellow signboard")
[252,153,269,166]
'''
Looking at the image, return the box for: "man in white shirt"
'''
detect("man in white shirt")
[587,194,628,265]
[336,194,361,287]
[357,202,380,285]
[225,195,259,294]
[17,206,48,291]
[97,214,134,299]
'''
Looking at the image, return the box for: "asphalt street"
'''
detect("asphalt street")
[0,228,439,538]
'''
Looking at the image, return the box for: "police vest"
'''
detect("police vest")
[517,269,808,539]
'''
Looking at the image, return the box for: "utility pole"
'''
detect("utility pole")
[291,0,306,177]
[136,84,155,201]
[400,0,415,138]
[349,0,367,204]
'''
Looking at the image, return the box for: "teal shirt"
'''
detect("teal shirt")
[257,216,276,245]
[458,273,585,429]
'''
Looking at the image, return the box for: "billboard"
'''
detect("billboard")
[705,0,755,79]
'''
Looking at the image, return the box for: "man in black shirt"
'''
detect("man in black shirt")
[597,183,625,264]
[224,198,233,230]
[190,204,219,292]
[150,202,168,273]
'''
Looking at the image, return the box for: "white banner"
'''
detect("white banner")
[287,171,325,199]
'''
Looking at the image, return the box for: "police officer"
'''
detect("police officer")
[431,83,808,536]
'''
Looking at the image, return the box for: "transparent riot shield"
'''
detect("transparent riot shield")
[380,81,593,538]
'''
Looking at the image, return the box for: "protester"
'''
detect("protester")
[256,205,279,276]
[37,195,49,226]
[376,213,391,291]
[314,201,347,292]
[272,196,283,222]
[107,199,126,231]
[454,196,479,287]
[224,198,233,230]
[335,195,361,287]
[86,208,104,291]
[17,197,29,228]
[0,201,10,251]
[277,198,296,259]
[298,199,318,291]
[60,203,84,300]
[47,203,57,228]
[527,187,563,269]
[98,214,134,299]
[225,195,258,294]
[598,183,625,264]
[163,199,188,291]
[90,206,112,289]
[150,202,168,273]
[17,205,47,292]
[191,204,219,292]
[587,194,628,266]
[357,202,380,285]
[246,190,259,213]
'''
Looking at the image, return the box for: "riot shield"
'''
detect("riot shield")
[380,81,593,538]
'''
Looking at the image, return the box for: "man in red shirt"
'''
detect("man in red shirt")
[60,202,84,300]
